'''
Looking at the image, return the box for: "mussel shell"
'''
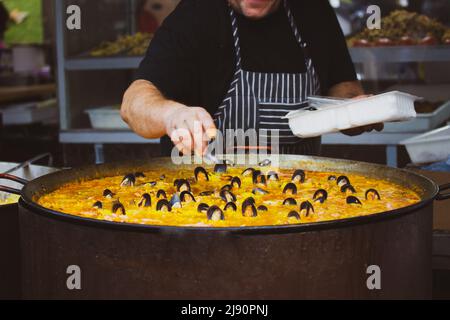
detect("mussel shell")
[221,184,232,191]
[156,199,172,212]
[287,211,301,220]
[300,201,314,216]
[159,174,166,180]
[231,176,241,188]
[194,167,209,181]
[143,181,157,187]
[257,205,268,211]
[120,173,136,187]
[207,205,225,221]
[219,190,236,203]
[283,183,297,195]
[134,172,146,178]
[291,169,305,183]
[180,191,196,203]
[365,189,381,200]
[197,203,210,213]
[341,184,356,194]
[241,201,257,217]
[252,187,269,195]
[93,201,103,209]
[241,167,255,176]
[267,171,279,181]
[199,190,214,196]
[112,202,126,215]
[347,196,362,205]
[328,175,337,181]
[252,170,267,185]
[283,198,297,206]
[337,175,350,187]
[138,193,152,207]
[156,189,167,199]
[243,197,255,205]
[224,202,237,211]
[176,179,191,192]
[313,189,328,203]
[258,159,271,167]
[103,189,114,198]
[214,164,227,173]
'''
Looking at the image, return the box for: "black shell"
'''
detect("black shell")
[243,197,255,205]
[156,199,172,212]
[337,175,350,187]
[328,175,337,181]
[300,201,314,217]
[180,191,196,203]
[134,172,146,178]
[224,202,237,211]
[258,159,271,167]
[257,205,268,211]
[159,174,166,180]
[231,176,241,188]
[283,183,298,195]
[103,189,114,198]
[112,202,126,215]
[120,173,136,187]
[138,193,152,207]
[199,190,214,196]
[341,184,356,194]
[241,200,257,217]
[194,167,209,181]
[252,170,266,185]
[313,189,328,203]
[241,167,255,176]
[291,169,306,183]
[267,171,279,181]
[93,201,103,209]
[365,189,381,200]
[283,198,297,206]
[156,189,167,199]
[221,184,232,191]
[197,203,209,213]
[287,211,301,220]
[176,179,191,192]
[214,164,227,173]
[207,205,225,221]
[347,196,362,205]
[219,190,236,203]
[252,187,269,195]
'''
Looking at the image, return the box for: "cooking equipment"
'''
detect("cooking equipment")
[2,155,449,299]
[0,160,57,299]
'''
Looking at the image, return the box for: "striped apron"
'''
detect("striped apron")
[214,0,321,155]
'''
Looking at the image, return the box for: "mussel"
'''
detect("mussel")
[194,167,209,182]
[291,169,305,183]
[176,179,191,192]
[224,202,237,211]
[207,205,225,221]
[159,174,166,180]
[283,198,297,206]
[93,201,103,209]
[328,175,337,181]
[221,184,232,191]
[283,183,297,195]
[313,189,328,203]
[337,175,350,187]
[138,193,152,207]
[143,181,157,187]
[134,172,146,178]
[197,203,209,213]
[365,189,381,201]
[267,171,279,181]
[220,190,236,203]
[252,187,269,195]
[257,205,268,211]
[300,201,314,217]
[258,159,271,167]
[230,177,241,189]
[169,193,182,209]
[241,167,255,177]
[120,173,136,187]
[112,202,126,215]
[156,189,167,199]
[180,191,196,203]
[341,184,356,194]
[242,198,257,217]
[103,189,114,198]
[156,199,172,212]
[252,170,267,185]
[347,196,362,205]
[214,164,227,173]
[199,190,215,196]
[287,210,301,220]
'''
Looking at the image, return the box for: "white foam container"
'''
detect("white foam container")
[401,125,450,164]
[285,91,419,138]
[85,106,128,129]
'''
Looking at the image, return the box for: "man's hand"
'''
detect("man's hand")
[340,94,384,136]
[163,105,217,156]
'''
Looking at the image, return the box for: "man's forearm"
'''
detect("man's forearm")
[121,80,183,138]
[327,81,365,99]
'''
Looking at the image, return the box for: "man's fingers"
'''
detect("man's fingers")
[197,109,217,140]
[186,118,205,157]
[170,125,193,155]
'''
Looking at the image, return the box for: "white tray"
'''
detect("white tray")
[285,91,419,138]
[0,99,58,125]
[85,106,128,129]
[401,125,450,164]
[383,100,450,133]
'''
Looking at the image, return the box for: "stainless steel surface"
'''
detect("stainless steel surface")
[349,46,450,63]
[0,162,58,192]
